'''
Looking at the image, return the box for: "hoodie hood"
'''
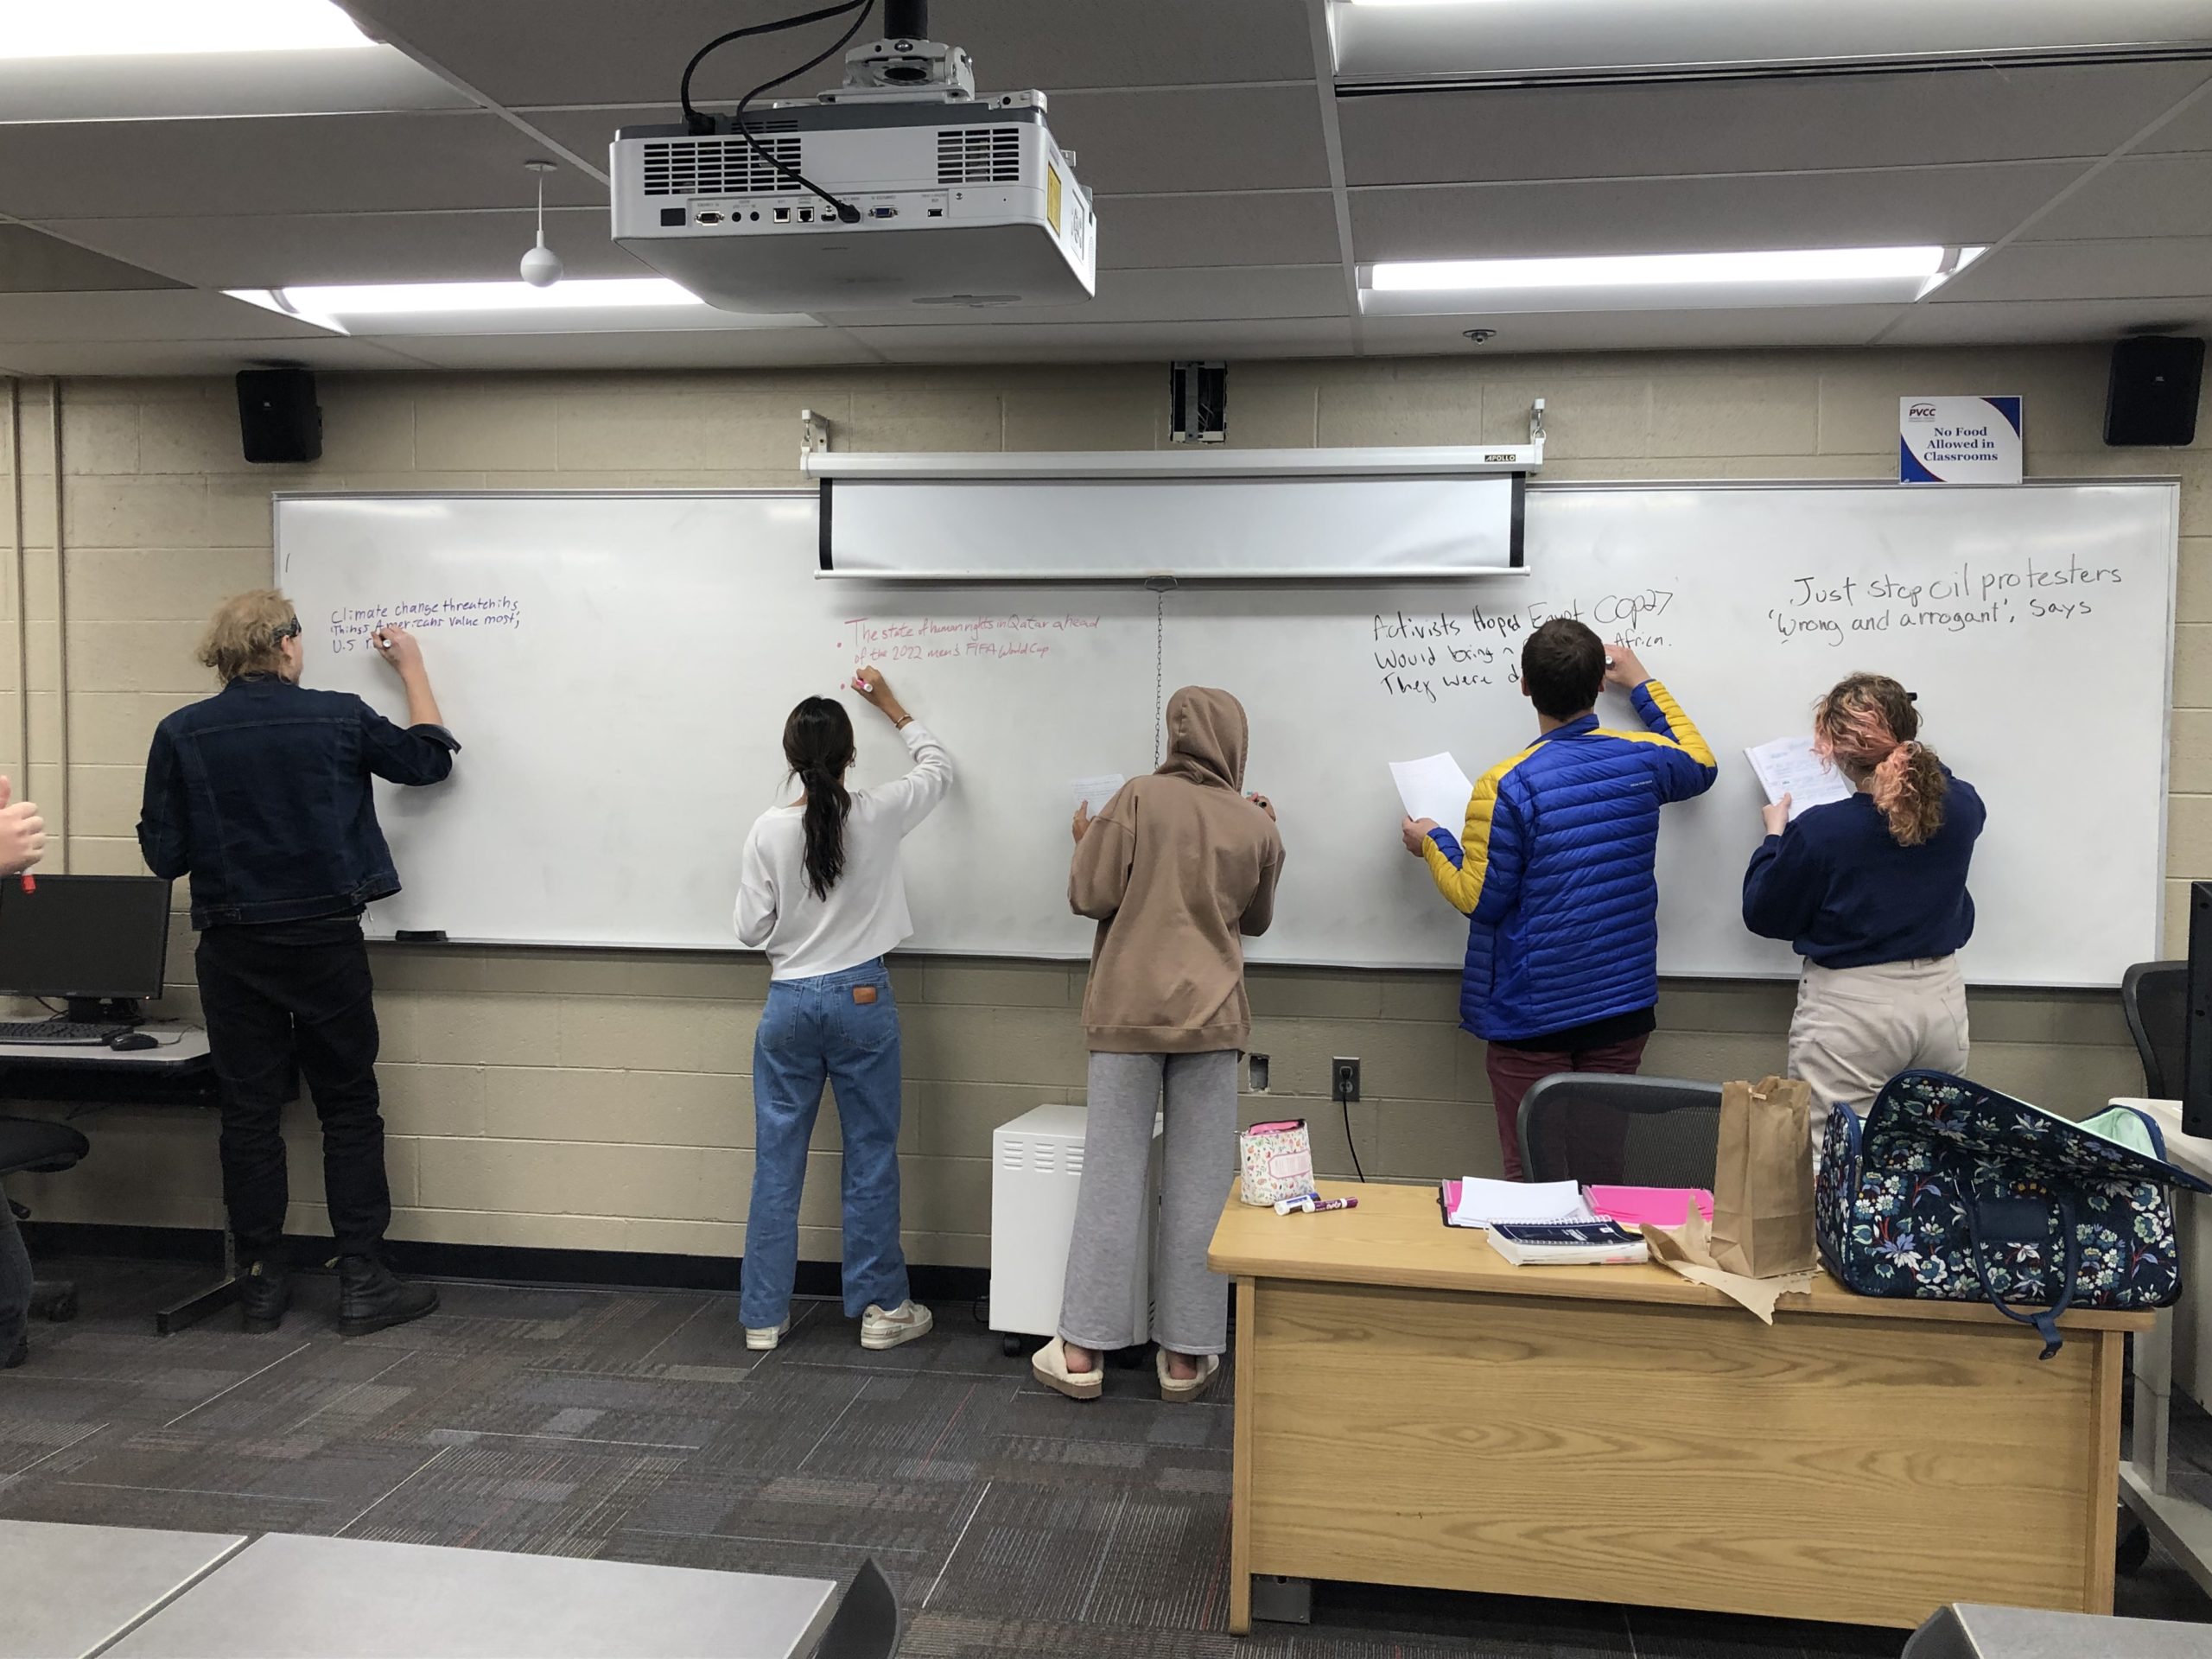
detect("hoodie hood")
[1155,686,1247,791]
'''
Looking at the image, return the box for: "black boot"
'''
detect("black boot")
[3,1331,25,1370]
[238,1255,291,1333]
[336,1254,437,1337]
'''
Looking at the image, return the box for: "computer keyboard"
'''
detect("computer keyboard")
[0,1020,125,1045]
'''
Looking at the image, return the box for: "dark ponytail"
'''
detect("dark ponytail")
[784,697,855,899]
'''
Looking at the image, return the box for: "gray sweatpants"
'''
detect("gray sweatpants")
[1058,1049,1237,1357]
[0,1180,29,1358]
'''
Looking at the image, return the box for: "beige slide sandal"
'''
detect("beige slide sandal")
[1031,1337,1104,1401]
[1156,1348,1221,1403]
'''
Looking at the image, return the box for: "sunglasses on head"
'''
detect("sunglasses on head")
[270,619,302,642]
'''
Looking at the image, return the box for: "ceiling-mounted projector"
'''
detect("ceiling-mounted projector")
[611,0,1096,315]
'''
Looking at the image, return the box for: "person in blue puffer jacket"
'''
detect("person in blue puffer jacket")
[1402,619,1717,1182]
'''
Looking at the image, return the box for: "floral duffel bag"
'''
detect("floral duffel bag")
[1815,1070,2210,1358]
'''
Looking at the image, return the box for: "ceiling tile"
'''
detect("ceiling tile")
[1349,163,2083,263]
[1358,306,1904,356]
[852,316,1357,363]
[1097,191,1341,270]
[0,225,184,294]
[0,113,602,222]
[1936,238,2212,302]
[2022,154,2212,241]
[372,326,876,370]
[0,290,340,345]
[343,0,1316,108]
[0,334,432,376]
[36,209,646,290]
[2138,86,2212,152]
[1338,61,2212,187]
[1878,296,2212,345]
[1046,87,1327,194]
[817,265,1346,329]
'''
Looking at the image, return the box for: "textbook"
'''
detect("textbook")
[1486,1219,1650,1267]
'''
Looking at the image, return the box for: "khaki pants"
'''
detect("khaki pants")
[1789,956,1969,1169]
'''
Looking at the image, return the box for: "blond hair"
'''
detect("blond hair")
[199,589,300,683]
[1812,672,1948,848]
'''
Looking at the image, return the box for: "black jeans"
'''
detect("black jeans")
[195,918,391,1260]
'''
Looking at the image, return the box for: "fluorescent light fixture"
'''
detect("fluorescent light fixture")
[0,1,372,57]
[226,280,817,337]
[1359,246,1986,315]
[260,279,706,319]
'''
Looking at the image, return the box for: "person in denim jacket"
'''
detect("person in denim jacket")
[138,590,456,1338]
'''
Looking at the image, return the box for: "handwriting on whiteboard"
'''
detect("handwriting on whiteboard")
[1373,594,1676,704]
[326,596,524,652]
[842,613,1103,666]
[1769,551,2124,645]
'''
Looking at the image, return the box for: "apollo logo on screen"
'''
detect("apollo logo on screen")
[1898,394,2023,486]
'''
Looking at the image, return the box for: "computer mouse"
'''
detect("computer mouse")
[106,1032,158,1052]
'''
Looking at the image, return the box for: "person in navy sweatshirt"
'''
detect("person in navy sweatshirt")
[1742,672,1985,1166]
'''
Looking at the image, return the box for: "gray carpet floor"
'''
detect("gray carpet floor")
[3,1253,2209,1658]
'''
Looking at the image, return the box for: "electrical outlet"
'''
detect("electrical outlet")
[1249,1053,1271,1093]
[1332,1057,1360,1103]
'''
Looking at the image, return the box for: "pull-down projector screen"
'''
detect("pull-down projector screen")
[810,450,1527,581]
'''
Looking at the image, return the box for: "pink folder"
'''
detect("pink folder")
[1586,1185,1713,1228]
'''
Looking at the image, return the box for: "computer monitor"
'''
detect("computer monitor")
[0,874,172,1021]
[2189,881,2212,1140]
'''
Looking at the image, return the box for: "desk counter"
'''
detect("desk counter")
[1211,1180,2148,1635]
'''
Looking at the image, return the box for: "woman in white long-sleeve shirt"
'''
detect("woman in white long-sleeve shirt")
[733,667,950,1352]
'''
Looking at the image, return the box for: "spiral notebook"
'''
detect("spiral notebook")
[1437,1178,1594,1230]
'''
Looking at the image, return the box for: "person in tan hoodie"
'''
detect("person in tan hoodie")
[1033,687,1285,1404]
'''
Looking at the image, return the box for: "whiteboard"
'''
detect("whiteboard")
[276,481,2177,985]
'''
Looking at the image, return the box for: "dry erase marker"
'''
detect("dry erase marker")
[17,874,31,894]
[1275,1194,1357,1215]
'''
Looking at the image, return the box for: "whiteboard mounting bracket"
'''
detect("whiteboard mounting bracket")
[799,409,831,456]
[1530,397,1546,455]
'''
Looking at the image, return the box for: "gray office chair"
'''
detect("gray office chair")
[0,1116,92,1324]
[1516,1073,1722,1188]
[810,1557,900,1659]
[2121,960,2186,1098]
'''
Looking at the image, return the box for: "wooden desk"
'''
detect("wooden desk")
[1210,1180,2151,1634]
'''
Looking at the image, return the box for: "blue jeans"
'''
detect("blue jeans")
[741,958,910,1328]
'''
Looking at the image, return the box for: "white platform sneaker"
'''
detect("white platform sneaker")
[860,1300,933,1351]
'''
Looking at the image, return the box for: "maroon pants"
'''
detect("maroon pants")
[1484,1033,1649,1183]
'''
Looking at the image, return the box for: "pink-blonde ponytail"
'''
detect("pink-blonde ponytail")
[1812,674,1947,847]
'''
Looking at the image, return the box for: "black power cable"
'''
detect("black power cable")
[677,1,876,224]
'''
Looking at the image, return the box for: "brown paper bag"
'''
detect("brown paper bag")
[1707,1075,1816,1278]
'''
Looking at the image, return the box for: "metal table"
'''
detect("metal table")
[0,1519,244,1659]
[102,1533,839,1659]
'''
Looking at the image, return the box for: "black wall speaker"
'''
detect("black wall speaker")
[2104,335,2203,448]
[235,368,322,464]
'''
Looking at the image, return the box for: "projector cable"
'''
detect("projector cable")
[677,0,874,225]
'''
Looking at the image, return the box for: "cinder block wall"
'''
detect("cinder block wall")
[1,348,2200,1268]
